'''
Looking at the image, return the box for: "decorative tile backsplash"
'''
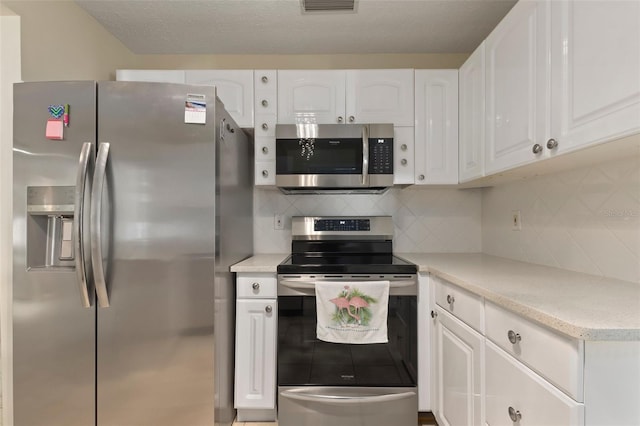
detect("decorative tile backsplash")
[482,156,640,283]
[254,187,483,254]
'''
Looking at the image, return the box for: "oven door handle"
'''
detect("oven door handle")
[281,389,416,405]
[278,279,416,290]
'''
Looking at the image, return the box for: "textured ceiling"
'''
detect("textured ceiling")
[75,0,517,55]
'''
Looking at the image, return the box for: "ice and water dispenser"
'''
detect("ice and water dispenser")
[27,186,76,269]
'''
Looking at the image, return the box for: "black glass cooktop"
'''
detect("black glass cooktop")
[277,253,417,275]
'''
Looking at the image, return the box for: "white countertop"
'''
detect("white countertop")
[230,252,640,341]
[397,253,640,341]
[230,254,289,273]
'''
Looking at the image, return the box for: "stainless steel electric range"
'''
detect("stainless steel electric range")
[276,216,418,426]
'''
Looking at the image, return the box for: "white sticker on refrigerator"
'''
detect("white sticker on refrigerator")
[185,94,206,124]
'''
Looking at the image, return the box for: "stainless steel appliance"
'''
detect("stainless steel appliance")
[277,216,418,426]
[12,81,253,426]
[275,123,394,193]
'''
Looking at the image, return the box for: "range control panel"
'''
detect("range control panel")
[314,219,371,232]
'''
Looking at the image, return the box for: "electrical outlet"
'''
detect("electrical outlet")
[512,210,522,231]
[274,214,284,230]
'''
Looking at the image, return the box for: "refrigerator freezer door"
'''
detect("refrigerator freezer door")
[95,82,218,426]
[13,81,97,426]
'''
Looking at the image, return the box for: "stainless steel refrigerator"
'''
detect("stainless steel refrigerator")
[12,81,253,426]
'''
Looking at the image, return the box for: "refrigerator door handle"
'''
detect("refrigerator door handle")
[91,142,111,308]
[74,142,95,307]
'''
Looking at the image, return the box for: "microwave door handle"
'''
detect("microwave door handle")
[361,125,368,186]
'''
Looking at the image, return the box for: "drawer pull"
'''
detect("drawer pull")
[261,123,269,130]
[507,330,522,344]
[430,310,437,319]
[261,99,269,107]
[252,282,260,290]
[446,294,455,305]
[508,406,522,422]
[262,146,269,154]
[265,305,273,314]
[261,75,269,83]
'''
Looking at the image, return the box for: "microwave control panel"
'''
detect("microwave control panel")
[369,138,393,174]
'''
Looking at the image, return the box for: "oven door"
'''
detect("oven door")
[276,277,418,426]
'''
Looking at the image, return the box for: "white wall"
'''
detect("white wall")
[482,156,640,283]
[254,187,483,254]
[0,10,21,426]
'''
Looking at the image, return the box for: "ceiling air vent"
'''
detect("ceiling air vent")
[301,0,356,13]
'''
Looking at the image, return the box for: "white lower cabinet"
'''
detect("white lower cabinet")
[485,341,584,426]
[433,307,484,426]
[235,273,277,421]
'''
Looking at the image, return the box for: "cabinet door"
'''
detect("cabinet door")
[115,69,186,83]
[277,70,346,124]
[185,70,254,127]
[346,69,414,126]
[485,0,550,174]
[235,299,277,409]
[393,127,415,185]
[485,341,584,426]
[434,308,483,426]
[550,0,640,155]
[458,43,485,183]
[414,70,459,185]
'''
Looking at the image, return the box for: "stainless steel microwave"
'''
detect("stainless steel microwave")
[275,123,394,193]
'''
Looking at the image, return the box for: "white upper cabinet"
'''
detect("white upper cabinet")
[479,0,639,178]
[414,70,459,184]
[346,69,415,126]
[458,42,485,183]
[116,69,186,84]
[277,70,346,124]
[277,69,414,126]
[484,0,550,175]
[185,70,255,128]
[549,0,640,155]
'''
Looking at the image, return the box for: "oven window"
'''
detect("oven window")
[276,138,363,174]
[277,295,417,387]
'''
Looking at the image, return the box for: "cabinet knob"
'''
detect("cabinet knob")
[348,115,355,122]
[507,330,522,344]
[262,170,269,178]
[261,123,269,130]
[430,310,438,319]
[508,406,522,422]
[546,138,558,149]
[265,305,273,314]
[252,282,260,290]
[262,146,269,154]
[261,99,269,107]
[401,144,407,151]
[337,116,344,123]
[446,294,455,305]
[418,174,425,181]
[401,159,407,166]
[261,75,269,83]
[532,143,543,154]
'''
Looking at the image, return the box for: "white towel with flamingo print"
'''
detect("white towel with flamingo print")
[315,281,390,344]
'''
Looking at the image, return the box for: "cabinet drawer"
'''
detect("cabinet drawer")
[485,341,584,425]
[255,161,275,186]
[433,275,483,333]
[255,136,275,160]
[485,301,583,401]
[237,273,277,298]
[254,70,277,95]
[254,115,277,138]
